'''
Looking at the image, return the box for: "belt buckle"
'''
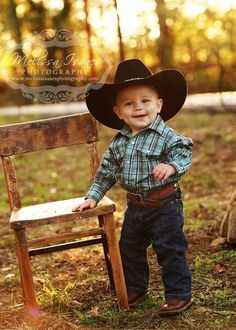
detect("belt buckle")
[129,192,145,207]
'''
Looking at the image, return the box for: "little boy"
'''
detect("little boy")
[72,59,193,316]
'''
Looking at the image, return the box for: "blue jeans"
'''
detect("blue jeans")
[119,188,192,301]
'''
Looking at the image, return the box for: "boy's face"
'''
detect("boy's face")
[113,84,163,135]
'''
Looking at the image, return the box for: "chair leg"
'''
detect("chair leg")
[14,228,41,319]
[103,213,129,310]
[98,215,115,291]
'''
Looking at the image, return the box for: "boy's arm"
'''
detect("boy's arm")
[165,137,194,176]
[72,148,117,212]
[85,148,118,202]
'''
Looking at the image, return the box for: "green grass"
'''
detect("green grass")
[0,112,236,329]
[193,250,236,314]
[184,198,220,228]
[5,245,232,330]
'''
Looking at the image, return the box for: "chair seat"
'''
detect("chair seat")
[10,196,115,229]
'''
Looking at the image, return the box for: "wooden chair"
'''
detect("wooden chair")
[0,112,128,318]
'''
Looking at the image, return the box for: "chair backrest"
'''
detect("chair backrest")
[0,112,100,210]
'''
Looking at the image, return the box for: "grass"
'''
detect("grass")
[0,112,236,329]
[26,248,235,330]
[193,250,236,308]
[184,198,220,228]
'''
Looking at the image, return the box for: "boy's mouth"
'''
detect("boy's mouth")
[133,114,147,118]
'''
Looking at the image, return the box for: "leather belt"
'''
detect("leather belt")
[127,182,179,208]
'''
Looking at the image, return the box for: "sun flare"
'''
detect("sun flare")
[88,0,236,47]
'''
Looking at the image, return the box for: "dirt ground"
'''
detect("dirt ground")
[0,215,235,330]
[0,113,236,329]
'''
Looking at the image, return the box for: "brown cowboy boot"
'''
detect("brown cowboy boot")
[158,299,193,316]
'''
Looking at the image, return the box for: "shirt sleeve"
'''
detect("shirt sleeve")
[166,136,194,176]
[85,147,118,203]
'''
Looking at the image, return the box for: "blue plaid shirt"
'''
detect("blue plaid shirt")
[86,115,193,203]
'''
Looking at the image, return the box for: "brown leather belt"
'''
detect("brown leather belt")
[127,182,179,208]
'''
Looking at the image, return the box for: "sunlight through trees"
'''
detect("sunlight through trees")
[0,0,236,105]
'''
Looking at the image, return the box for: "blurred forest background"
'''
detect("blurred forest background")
[0,2,236,329]
[0,0,236,106]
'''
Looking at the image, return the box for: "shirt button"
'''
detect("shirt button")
[127,161,130,164]
[147,150,150,153]
[131,141,135,144]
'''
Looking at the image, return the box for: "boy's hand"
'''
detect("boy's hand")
[72,198,97,212]
[153,163,176,181]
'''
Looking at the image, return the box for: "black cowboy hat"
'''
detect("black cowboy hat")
[85,59,187,130]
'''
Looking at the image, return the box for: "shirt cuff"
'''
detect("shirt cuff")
[85,185,105,204]
[169,162,186,175]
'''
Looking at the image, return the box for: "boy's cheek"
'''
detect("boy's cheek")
[113,106,123,120]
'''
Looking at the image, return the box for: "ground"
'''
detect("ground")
[0,112,236,329]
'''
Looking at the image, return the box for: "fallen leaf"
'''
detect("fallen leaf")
[213,263,227,274]
[34,277,46,285]
[210,237,227,251]
[195,307,210,315]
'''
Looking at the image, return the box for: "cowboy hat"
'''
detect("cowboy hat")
[85,59,187,130]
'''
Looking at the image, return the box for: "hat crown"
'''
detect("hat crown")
[114,59,152,84]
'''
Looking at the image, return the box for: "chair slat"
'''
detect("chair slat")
[0,112,98,156]
[10,196,116,228]
[29,238,103,256]
[29,228,104,247]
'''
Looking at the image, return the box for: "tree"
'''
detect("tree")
[155,0,174,68]
[83,0,96,77]
[113,0,125,62]
[6,0,31,103]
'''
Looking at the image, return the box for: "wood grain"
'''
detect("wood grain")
[1,156,21,210]
[103,213,129,309]
[0,113,98,156]
[10,196,115,228]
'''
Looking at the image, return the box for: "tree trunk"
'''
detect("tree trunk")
[8,0,31,103]
[83,0,96,77]
[155,0,174,68]
[113,0,125,62]
[8,0,23,48]
[220,190,236,243]
[52,0,76,86]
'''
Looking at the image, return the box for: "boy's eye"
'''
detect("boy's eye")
[124,101,132,106]
[142,99,151,103]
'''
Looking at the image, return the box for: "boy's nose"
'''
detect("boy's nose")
[134,102,143,111]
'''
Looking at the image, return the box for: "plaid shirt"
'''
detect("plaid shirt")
[86,115,193,203]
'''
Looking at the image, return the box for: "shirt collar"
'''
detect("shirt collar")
[119,115,165,138]
[147,114,165,134]
[119,124,132,137]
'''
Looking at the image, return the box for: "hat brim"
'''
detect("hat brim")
[85,69,187,130]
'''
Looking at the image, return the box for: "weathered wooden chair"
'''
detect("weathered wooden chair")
[0,112,128,318]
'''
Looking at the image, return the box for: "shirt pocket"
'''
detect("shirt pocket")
[137,145,164,160]
[136,145,165,173]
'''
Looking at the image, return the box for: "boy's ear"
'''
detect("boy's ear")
[113,106,123,119]
[157,98,163,113]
